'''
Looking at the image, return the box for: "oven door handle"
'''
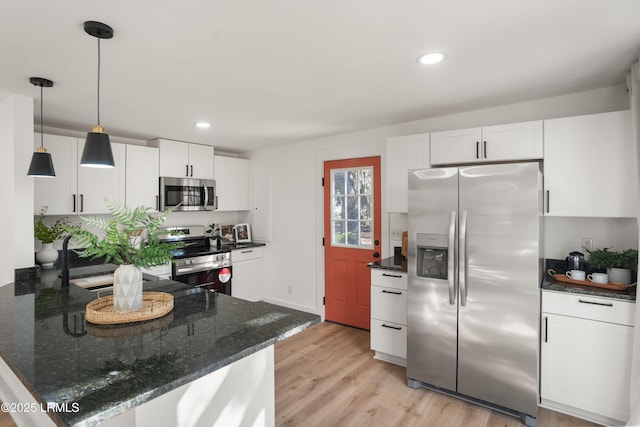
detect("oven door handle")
[175,265,219,275]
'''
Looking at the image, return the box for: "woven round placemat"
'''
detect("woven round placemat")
[85,292,174,325]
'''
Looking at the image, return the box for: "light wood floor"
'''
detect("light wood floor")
[275,321,600,427]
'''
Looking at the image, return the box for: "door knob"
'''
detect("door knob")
[373,252,380,258]
[374,239,380,246]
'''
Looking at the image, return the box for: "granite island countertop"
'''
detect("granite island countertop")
[0,272,319,426]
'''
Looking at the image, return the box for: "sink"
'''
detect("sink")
[70,274,151,292]
[70,274,114,291]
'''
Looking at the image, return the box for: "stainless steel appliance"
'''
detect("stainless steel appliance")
[407,162,541,427]
[159,177,217,212]
[159,225,232,294]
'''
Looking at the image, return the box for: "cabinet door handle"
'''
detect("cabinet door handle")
[544,316,548,343]
[156,195,159,211]
[578,299,613,307]
[185,164,189,177]
[476,141,480,159]
[190,165,193,177]
[483,140,487,158]
[546,190,550,213]
[382,290,402,295]
[80,194,84,212]
[381,324,402,331]
[72,194,76,213]
[382,273,402,278]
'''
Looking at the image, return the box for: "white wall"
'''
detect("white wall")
[247,85,633,318]
[0,95,34,284]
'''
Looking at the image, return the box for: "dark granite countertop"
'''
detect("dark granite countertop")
[368,256,407,273]
[541,259,636,302]
[1,270,319,426]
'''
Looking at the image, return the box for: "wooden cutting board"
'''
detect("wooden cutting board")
[547,270,633,291]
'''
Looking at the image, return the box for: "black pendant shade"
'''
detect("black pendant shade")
[28,148,56,177]
[28,77,56,177]
[80,21,115,168]
[81,128,115,167]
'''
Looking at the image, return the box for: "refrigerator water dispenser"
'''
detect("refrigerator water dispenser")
[416,233,448,280]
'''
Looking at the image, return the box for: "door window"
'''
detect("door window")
[330,167,373,248]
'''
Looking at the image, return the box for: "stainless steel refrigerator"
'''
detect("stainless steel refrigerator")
[407,162,541,426]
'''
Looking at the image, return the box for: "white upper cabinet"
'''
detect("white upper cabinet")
[544,110,637,217]
[214,156,250,211]
[430,120,543,165]
[385,133,429,213]
[33,134,78,215]
[126,145,159,211]
[34,134,125,215]
[188,143,215,180]
[77,141,126,214]
[153,138,214,180]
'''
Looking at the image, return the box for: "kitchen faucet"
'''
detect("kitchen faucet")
[60,233,72,287]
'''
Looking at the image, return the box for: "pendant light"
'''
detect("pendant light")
[80,21,115,168]
[27,77,56,177]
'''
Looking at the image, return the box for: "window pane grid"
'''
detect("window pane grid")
[330,166,373,249]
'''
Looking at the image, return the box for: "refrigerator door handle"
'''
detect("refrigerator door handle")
[459,210,468,306]
[447,210,457,305]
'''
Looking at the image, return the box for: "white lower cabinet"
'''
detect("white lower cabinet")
[231,246,265,302]
[370,269,407,366]
[540,290,635,426]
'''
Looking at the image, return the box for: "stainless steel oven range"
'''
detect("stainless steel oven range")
[159,225,232,294]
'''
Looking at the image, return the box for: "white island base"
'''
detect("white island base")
[0,345,275,427]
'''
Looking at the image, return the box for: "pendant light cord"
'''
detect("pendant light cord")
[39,84,44,148]
[96,37,101,127]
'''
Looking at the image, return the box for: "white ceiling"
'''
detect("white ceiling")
[1,0,639,153]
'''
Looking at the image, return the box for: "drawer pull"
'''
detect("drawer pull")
[578,299,613,307]
[241,250,253,254]
[382,273,402,278]
[382,290,402,295]
[381,324,402,331]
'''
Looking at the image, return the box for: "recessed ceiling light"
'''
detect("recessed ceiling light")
[417,52,444,65]
[195,122,211,129]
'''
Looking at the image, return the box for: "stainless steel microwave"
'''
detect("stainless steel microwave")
[159,177,217,212]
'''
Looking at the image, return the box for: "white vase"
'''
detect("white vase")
[607,267,631,284]
[36,243,58,269]
[113,264,143,312]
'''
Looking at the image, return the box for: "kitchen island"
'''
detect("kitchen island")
[0,270,319,426]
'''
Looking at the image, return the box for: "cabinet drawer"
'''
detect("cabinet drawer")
[370,319,407,359]
[542,291,635,326]
[232,246,264,262]
[371,285,407,324]
[370,269,407,290]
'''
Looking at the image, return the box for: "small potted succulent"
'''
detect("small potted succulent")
[586,248,638,284]
[34,206,70,269]
[206,223,222,249]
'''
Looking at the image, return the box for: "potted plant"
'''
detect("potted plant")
[206,223,222,249]
[586,248,638,284]
[66,200,181,312]
[34,206,70,269]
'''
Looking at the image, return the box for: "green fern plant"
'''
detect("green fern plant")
[65,200,182,269]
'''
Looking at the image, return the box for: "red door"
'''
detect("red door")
[324,156,381,330]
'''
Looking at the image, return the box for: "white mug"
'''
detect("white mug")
[566,270,586,281]
[587,273,608,284]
